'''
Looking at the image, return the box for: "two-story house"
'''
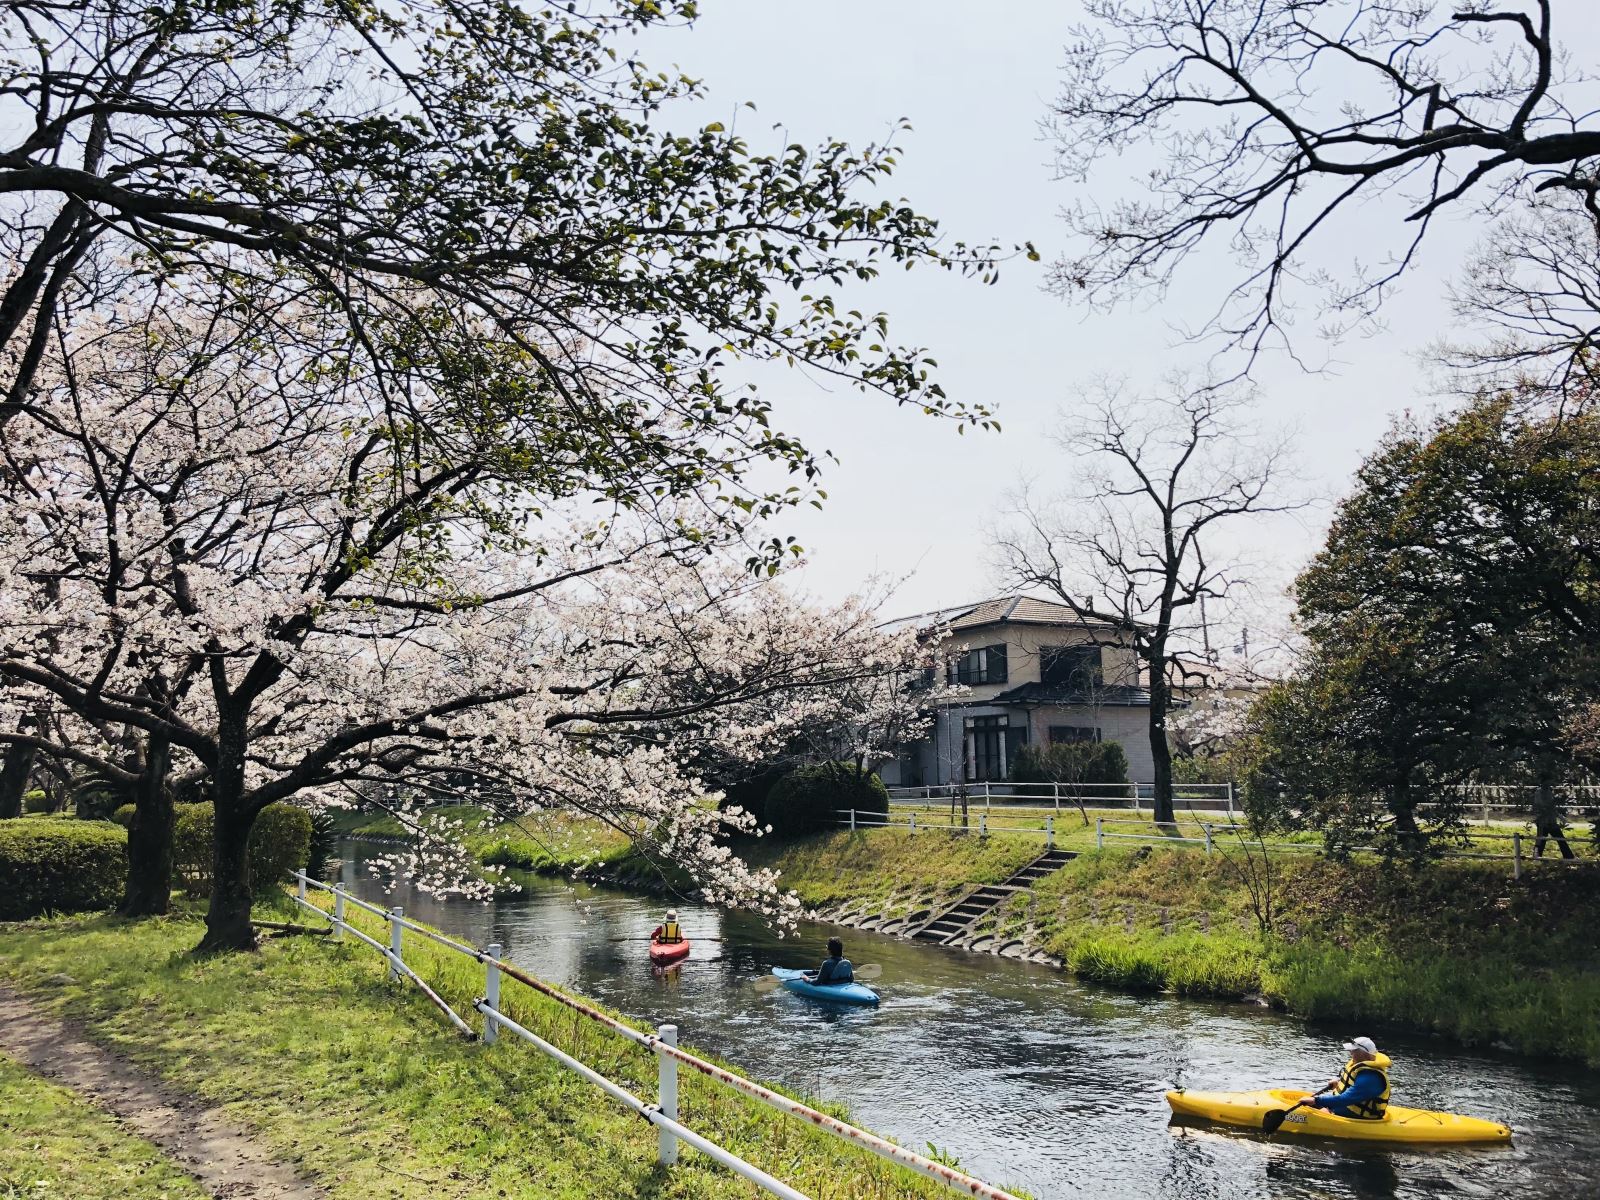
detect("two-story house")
[880,595,1157,787]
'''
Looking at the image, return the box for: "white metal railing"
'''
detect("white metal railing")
[886,780,1237,815]
[286,872,1023,1200]
[1088,818,1597,878]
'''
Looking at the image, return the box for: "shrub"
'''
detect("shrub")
[22,788,57,815]
[759,762,889,838]
[171,803,312,897]
[0,819,126,919]
[111,803,136,828]
[1010,741,1130,787]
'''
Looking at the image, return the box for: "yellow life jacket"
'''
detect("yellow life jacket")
[1333,1052,1392,1119]
[658,921,682,944]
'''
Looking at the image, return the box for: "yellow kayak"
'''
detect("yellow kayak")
[1166,1088,1512,1144]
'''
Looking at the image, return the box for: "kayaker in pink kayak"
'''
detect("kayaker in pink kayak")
[650,909,684,946]
[803,937,855,986]
[1311,1036,1392,1120]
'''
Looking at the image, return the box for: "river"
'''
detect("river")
[338,845,1599,1200]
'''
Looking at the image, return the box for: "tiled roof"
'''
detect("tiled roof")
[889,594,1128,634]
[989,682,1164,707]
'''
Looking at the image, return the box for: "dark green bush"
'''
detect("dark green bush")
[1010,741,1130,787]
[171,803,312,897]
[0,819,126,919]
[759,762,888,838]
[22,788,57,815]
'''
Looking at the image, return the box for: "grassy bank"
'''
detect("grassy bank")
[0,1053,211,1200]
[331,804,652,886]
[742,828,1043,921]
[1011,848,1600,1063]
[757,829,1600,1064]
[0,901,1007,1200]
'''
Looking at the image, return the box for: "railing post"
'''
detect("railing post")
[1046,815,1055,850]
[483,943,503,1044]
[388,906,404,981]
[296,872,307,902]
[985,782,991,812]
[979,811,987,837]
[1096,817,1104,850]
[1054,782,1061,812]
[1482,791,1490,825]
[1226,782,1235,817]
[908,811,915,835]
[1512,832,1523,881]
[850,808,856,832]
[1203,823,1213,855]
[331,884,345,941]
[657,1023,679,1166]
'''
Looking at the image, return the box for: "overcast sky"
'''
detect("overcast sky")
[639,3,1571,627]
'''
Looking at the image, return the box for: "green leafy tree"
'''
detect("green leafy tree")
[1251,394,1600,855]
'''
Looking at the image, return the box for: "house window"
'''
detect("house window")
[1040,644,1102,688]
[948,643,1008,686]
[1049,725,1101,745]
[965,715,1026,781]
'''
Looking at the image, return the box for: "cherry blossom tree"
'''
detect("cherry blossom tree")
[0,291,936,949]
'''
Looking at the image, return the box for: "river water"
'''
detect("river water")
[338,846,1599,1200]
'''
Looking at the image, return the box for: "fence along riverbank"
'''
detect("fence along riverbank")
[286,872,1024,1200]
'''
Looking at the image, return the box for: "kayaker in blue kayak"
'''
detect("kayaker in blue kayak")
[804,937,854,986]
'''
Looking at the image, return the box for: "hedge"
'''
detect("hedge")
[1010,741,1130,787]
[112,802,311,896]
[0,819,127,919]
[759,762,889,838]
[172,803,311,897]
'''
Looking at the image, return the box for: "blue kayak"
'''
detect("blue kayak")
[772,967,880,1007]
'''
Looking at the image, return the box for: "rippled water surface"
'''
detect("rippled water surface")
[340,846,1599,1200]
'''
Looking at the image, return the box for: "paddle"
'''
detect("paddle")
[1262,1084,1335,1135]
[753,963,883,993]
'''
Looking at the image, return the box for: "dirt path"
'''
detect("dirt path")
[0,986,326,1200]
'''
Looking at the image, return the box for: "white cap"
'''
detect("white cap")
[1343,1036,1377,1054]
[666,909,678,921]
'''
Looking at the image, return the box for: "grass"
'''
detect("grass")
[0,899,1015,1200]
[997,845,1600,1063]
[0,1053,210,1200]
[741,828,1043,921]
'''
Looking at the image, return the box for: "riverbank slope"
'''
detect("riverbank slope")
[0,902,1026,1200]
[755,829,1600,1065]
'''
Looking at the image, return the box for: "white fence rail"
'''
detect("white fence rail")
[887,781,1236,814]
[834,810,1595,877]
[286,872,1023,1200]
[888,781,1600,823]
[1087,818,1595,879]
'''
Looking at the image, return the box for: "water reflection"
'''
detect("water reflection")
[340,846,1599,1200]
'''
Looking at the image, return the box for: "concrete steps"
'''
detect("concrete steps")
[911,849,1075,946]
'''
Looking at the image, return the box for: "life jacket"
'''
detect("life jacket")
[657,921,682,944]
[816,956,854,985]
[1333,1053,1392,1119]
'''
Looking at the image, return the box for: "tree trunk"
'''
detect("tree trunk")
[198,724,258,952]
[0,741,34,819]
[1148,639,1175,825]
[119,733,173,917]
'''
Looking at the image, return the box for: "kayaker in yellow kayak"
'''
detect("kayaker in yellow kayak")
[803,937,855,985]
[1310,1036,1391,1120]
